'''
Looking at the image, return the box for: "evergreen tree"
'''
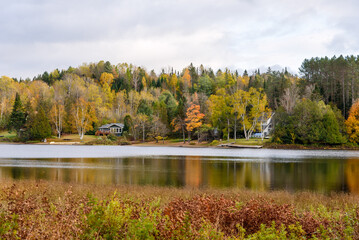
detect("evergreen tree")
[7,93,27,137]
[104,61,113,73]
[29,107,52,141]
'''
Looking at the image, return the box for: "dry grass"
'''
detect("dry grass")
[46,134,97,143]
[0,180,358,239]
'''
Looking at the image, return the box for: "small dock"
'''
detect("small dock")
[49,141,81,145]
[218,143,263,149]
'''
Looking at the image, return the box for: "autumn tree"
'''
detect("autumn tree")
[182,68,191,93]
[233,88,269,140]
[231,89,248,140]
[128,90,141,116]
[72,97,97,140]
[50,81,66,138]
[0,76,16,129]
[246,88,270,140]
[208,89,232,141]
[168,74,178,96]
[99,72,115,109]
[185,103,204,143]
[346,99,359,143]
[99,72,114,87]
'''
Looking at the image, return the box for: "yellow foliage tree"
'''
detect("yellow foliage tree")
[99,72,115,109]
[99,72,114,87]
[72,97,97,140]
[182,69,191,93]
[346,99,359,143]
[208,88,232,140]
[141,76,147,92]
[231,88,269,140]
[0,76,16,127]
[169,74,178,96]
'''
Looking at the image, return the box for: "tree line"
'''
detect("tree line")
[2,56,359,145]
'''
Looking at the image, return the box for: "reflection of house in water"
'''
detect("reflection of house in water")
[235,162,271,190]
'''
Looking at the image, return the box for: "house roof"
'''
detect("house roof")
[99,123,124,129]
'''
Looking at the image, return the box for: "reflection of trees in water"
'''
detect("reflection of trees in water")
[185,156,202,187]
[0,156,356,194]
[269,159,345,193]
[346,159,359,194]
[204,161,270,190]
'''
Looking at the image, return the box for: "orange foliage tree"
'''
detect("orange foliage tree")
[185,103,204,143]
[346,99,359,143]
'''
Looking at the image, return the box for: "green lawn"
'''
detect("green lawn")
[0,131,16,139]
[0,131,97,144]
[218,138,271,145]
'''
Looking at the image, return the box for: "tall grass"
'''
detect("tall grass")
[0,180,358,239]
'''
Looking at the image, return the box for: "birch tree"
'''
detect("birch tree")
[50,81,66,138]
[244,88,269,140]
[72,97,96,140]
[0,76,16,128]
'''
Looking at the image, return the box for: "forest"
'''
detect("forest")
[2,55,359,145]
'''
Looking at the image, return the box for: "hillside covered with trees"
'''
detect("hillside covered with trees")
[2,55,359,145]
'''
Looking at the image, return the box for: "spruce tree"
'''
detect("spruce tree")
[29,107,52,141]
[8,93,27,137]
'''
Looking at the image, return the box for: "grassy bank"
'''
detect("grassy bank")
[265,142,359,150]
[2,130,359,150]
[0,180,358,239]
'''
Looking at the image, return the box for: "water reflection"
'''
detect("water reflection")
[0,156,358,194]
[346,159,359,194]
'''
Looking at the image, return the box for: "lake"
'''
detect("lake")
[0,144,358,194]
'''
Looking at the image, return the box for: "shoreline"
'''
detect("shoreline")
[1,140,359,151]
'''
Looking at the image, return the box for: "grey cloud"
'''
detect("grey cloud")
[1,0,359,78]
[327,16,359,53]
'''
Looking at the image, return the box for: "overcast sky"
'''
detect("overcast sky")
[1,0,359,79]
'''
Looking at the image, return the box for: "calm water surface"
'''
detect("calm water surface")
[0,145,359,194]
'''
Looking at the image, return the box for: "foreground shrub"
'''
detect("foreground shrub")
[0,182,358,239]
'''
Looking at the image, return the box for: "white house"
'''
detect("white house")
[252,113,275,139]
